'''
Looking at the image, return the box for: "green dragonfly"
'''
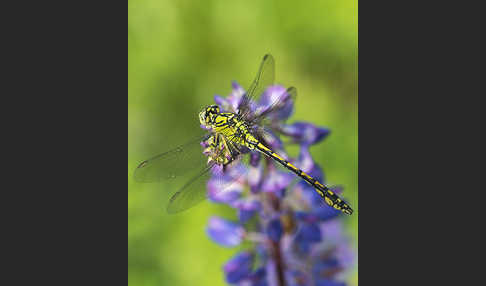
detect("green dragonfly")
[134,55,353,215]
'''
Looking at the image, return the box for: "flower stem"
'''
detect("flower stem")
[271,240,286,286]
[267,190,286,286]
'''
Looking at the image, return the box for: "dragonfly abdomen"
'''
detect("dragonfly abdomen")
[255,142,353,215]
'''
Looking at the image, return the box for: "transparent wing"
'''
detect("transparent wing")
[166,154,249,214]
[166,163,214,214]
[135,132,251,214]
[238,54,275,120]
[238,55,296,129]
[133,134,210,183]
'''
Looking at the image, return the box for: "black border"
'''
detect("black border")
[10,2,128,283]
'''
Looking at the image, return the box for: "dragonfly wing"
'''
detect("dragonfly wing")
[133,134,210,183]
[166,164,213,214]
[238,56,296,127]
[164,134,249,213]
[238,54,275,120]
[166,157,249,214]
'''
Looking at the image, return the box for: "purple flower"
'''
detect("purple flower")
[205,81,354,285]
[207,178,242,204]
[261,165,294,195]
[207,164,246,203]
[248,154,263,193]
[281,122,330,146]
[231,198,262,223]
[224,251,254,283]
[207,216,245,247]
[286,270,310,286]
[266,217,284,242]
[214,81,246,113]
[256,85,294,121]
[295,206,340,223]
[294,222,322,253]
[315,279,346,286]
[247,267,268,286]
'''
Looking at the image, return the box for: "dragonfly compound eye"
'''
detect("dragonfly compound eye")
[199,110,208,126]
[200,105,219,125]
[208,105,220,114]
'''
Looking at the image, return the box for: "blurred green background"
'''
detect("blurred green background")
[128,0,357,285]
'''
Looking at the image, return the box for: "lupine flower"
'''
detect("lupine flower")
[205,81,354,286]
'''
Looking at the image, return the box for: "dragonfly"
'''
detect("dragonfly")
[134,54,353,215]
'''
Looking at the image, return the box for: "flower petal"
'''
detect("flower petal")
[294,222,322,253]
[228,81,245,112]
[265,259,279,286]
[299,223,322,242]
[282,122,330,145]
[223,251,254,283]
[231,198,262,223]
[314,207,341,221]
[294,199,340,222]
[214,95,228,109]
[207,216,245,247]
[335,241,355,270]
[319,220,343,244]
[238,209,256,223]
[286,270,310,286]
[248,162,263,194]
[208,189,241,204]
[315,279,346,286]
[257,85,293,120]
[225,162,248,180]
[207,162,247,203]
[266,217,284,242]
[245,267,267,286]
[295,145,315,173]
[261,166,294,194]
[207,176,242,204]
[250,152,261,167]
[260,129,284,150]
[259,85,288,108]
[312,257,339,275]
[232,198,262,211]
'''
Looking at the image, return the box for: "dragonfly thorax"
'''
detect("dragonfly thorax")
[198,104,259,150]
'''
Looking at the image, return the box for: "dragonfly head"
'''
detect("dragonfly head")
[199,105,220,127]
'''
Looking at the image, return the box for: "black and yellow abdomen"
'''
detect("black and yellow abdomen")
[256,142,353,215]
